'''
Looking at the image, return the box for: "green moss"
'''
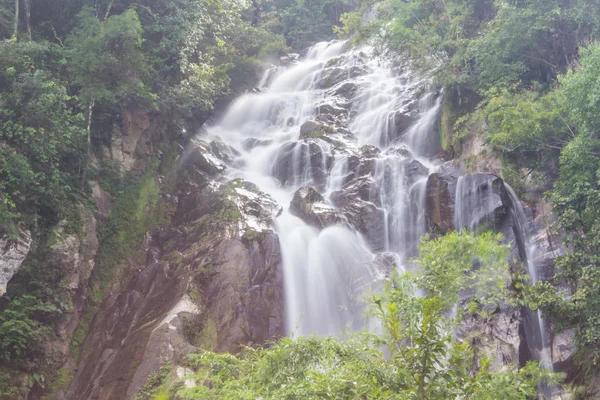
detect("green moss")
[439,94,453,152]
[41,368,75,400]
[197,318,218,351]
[135,364,172,400]
[71,162,176,359]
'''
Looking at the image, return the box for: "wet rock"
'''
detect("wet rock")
[373,252,400,277]
[289,187,344,229]
[331,81,357,98]
[331,178,386,251]
[210,140,241,166]
[0,228,32,296]
[425,172,455,234]
[403,159,429,187]
[280,53,299,66]
[454,174,507,231]
[242,137,273,151]
[271,141,332,189]
[331,177,375,206]
[316,103,347,117]
[318,67,348,89]
[385,144,413,159]
[299,120,331,139]
[393,111,416,136]
[180,140,226,176]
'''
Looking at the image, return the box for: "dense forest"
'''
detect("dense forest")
[1,0,600,398]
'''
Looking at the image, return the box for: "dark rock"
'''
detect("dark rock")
[385,144,413,159]
[181,141,226,176]
[331,81,357,98]
[454,174,507,231]
[425,172,455,234]
[316,103,347,117]
[271,141,332,189]
[209,140,240,165]
[360,145,380,158]
[242,137,273,151]
[393,111,415,136]
[331,178,386,251]
[299,120,330,139]
[318,67,348,89]
[403,159,429,187]
[289,187,345,229]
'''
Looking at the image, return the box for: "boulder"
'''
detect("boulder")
[209,140,241,166]
[289,187,344,229]
[242,137,273,151]
[454,174,507,231]
[180,140,226,176]
[299,120,330,139]
[403,159,429,187]
[393,111,415,136]
[424,172,455,234]
[271,141,332,189]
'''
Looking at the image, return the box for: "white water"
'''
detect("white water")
[505,185,554,371]
[206,40,442,336]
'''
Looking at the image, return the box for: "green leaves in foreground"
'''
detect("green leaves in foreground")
[172,231,559,399]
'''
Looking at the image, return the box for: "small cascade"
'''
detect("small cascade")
[504,184,555,400]
[454,174,500,231]
[505,185,553,366]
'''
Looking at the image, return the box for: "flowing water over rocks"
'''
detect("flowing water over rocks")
[205,40,557,375]
[62,40,564,399]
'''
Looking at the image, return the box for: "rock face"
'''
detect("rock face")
[63,144,284,400]
[289,186,345,229]
[0,228,32,296]
[424,172,456,234]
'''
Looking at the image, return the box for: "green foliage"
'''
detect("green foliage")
[483,88,570,168]
[175,232,557,399]
[503,42,600,386]
[67,8,152,107]
[0,295,61,364]
[558,42,600,137]
[0,40,85,227]
[0,0,350,397]
[346,0,600,94]
[136,364,172,400]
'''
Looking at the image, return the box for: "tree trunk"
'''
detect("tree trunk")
[80,99,95,190]
[23,0,30,40]
[251,0,260,26]
[13,0,19,39]
[103,0,114,21]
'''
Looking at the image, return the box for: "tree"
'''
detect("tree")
[157,232,557,399]
[66,7,151,184]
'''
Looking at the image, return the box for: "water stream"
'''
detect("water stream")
[207,41,442,336]
[205,39,552,383]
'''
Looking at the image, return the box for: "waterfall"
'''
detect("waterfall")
[206,40,442,335]
[505,185,553,369]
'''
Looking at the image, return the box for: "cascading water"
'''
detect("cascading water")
[207,40,442,336]
[505,185,554,370]
[200,37,558,398]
